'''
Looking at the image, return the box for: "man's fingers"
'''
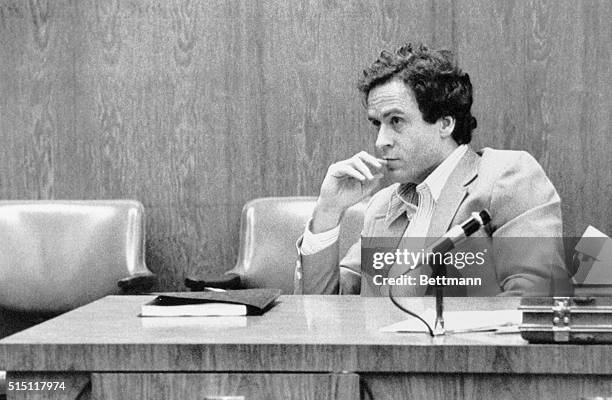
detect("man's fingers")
[351,157,375,180]
[329,164,366,181]
[356,152,387,178]
[328,151,388,183]
[356,151,386,170]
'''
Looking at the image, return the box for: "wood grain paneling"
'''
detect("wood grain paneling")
[362,373,612,400]
[0,0,73,200]
[91,373,359,400]
[0,0,610,289]
[456,0,612,236]
[145,204,242,289]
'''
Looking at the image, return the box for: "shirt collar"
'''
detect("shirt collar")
[385,183,418,226]
[418,144,468,201]
[384,144,468,226]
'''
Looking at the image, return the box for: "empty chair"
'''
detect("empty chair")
[0,200,155,314]
[186,196,366,294]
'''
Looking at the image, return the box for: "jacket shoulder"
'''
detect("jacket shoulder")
[479,148,540,173]
[475,147,561,232]
[476,148,552,189]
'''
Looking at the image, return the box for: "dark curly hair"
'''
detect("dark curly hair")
[357,43,477,145]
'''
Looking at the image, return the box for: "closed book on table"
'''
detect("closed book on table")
[140,288,281,317]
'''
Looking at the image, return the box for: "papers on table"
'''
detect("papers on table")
[141,301,247,317]
[141,316,247,329]
[573,225,612,285]
[380,309,522,334]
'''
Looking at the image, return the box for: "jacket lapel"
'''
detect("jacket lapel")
[425,147,480,241]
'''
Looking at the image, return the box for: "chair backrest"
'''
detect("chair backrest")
[227,197,366,293]
[0,200,151,313]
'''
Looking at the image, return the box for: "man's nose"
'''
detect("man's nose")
[375,124,394,149]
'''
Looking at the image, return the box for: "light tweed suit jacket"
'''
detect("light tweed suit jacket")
[295,147,572,296]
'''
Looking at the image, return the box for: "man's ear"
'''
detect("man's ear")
[438,116,455,138]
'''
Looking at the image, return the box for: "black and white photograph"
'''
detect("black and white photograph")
[1,0,612,399]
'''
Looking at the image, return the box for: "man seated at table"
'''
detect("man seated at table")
[294,43,570,296]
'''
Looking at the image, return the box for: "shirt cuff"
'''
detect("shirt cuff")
[300,218,340,255]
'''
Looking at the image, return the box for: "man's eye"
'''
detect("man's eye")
[370,120,381,127]
[390,116,402,125]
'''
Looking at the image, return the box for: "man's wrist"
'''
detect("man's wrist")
[311,204,344,233]
[300,218,341,256]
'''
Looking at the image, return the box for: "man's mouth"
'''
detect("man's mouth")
[383,158,401,170]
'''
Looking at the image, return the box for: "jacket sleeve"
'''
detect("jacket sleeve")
[294,235,361,295]
[489,152,572,296]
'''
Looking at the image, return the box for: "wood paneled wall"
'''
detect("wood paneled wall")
[1,0,610,290]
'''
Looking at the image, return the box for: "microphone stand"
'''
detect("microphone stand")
[428,210,492,336]
[433,260,447,335]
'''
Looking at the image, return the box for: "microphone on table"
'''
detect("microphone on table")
[427,210,492,264]
[431,210,492,335]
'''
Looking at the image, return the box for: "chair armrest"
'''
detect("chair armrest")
[117,272,157,294]
[185,273,242,291]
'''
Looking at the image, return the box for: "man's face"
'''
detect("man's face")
[367,78,448,184]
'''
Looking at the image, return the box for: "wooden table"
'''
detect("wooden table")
[1,295,612,399]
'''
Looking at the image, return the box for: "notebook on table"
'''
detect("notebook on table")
[140,288,281,317]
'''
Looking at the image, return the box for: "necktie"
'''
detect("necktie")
[381,184,432,297]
